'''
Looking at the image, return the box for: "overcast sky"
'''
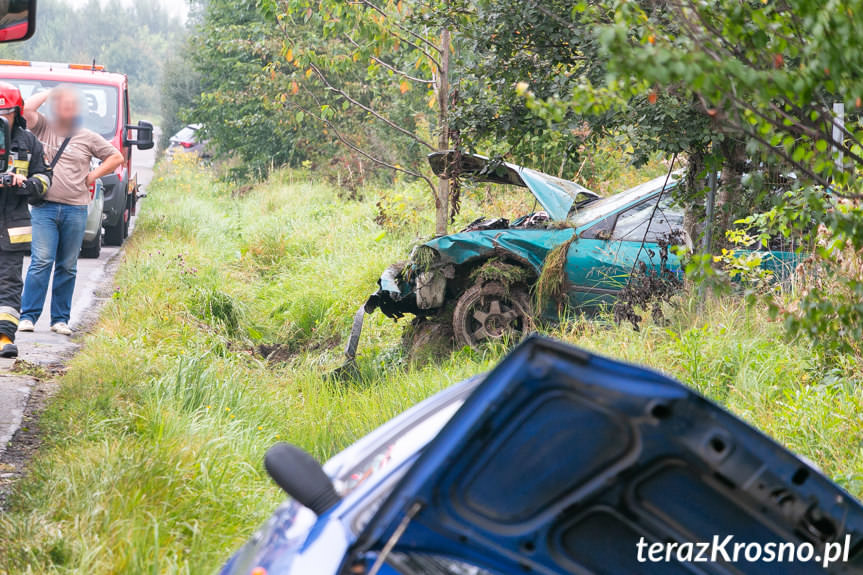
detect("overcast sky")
[146,0,189,21]
[58,0,190,23]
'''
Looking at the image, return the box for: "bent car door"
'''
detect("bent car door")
[350,336,863,574]
[566,190,686,310]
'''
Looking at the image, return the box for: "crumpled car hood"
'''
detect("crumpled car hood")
[428,151,597,221]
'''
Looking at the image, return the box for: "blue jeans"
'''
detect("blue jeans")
[21,202,88,325]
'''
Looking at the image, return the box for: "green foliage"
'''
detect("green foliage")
[188,0,450,194]
[191,288,244,336]
[593,0,863,190]
[453,1,716,183]
[0,0,185,117]
[160,43,201,149]
[2,166,862,573]
[516,0,863,353]
[452,0,605,169]
[711,229,775,290]
[189,0,300,177]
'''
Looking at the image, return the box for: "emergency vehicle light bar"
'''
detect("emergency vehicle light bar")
[0,59,105,71]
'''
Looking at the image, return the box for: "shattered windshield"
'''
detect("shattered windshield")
[570,173,678,229]
[520,167,595,202]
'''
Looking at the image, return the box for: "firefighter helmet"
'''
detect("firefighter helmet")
[0,82,23,117]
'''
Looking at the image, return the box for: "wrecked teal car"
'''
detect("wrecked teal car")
[348,152,789,356]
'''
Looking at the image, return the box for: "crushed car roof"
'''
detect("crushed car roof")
[428,151,598,221]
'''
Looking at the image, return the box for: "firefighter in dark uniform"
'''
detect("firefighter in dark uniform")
[0,82,50,357]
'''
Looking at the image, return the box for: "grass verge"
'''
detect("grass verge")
[0,159,861,573]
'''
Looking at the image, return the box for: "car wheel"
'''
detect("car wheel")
[80,230,102,259]
[122,195,131,238]
[452,281,533,349]
[104,217,124,246]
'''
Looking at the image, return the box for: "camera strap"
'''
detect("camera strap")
[49,137,72,170]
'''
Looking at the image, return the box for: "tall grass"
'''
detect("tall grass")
[0,160,861,573]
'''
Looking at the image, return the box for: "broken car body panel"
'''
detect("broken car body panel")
[224,336,863,574]
[428,151,597,222]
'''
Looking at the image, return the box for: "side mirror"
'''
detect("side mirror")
[125,120,154,150]
[264,442,342,516]
[0,0,36,43]
[0,116,9,173]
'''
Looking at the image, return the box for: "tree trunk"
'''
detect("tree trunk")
[716,139,746,240]
[435,27,450,236]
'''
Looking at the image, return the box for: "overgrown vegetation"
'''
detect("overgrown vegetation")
[534,234,577,313]
[1,164,862,573]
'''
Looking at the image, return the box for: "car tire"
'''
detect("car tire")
[103,216,124,246]
[452,281,533,349]
[122,193,131,239]
[80,230,102,259]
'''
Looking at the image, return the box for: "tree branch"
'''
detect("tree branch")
[344,34,435,84]
[308,62,435,150]
[355,0,442,56]
[288,99,437,195]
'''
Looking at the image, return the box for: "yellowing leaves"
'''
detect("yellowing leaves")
[399,81,410,94]
[286,48,294,62]
[290,81,300,95]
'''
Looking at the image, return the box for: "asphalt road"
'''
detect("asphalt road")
[0,135,157,459]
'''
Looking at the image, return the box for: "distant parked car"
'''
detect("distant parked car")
[166,124,209,160]
[220,336,863,574]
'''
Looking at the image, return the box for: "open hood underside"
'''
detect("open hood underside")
[428,151,597,221]
[356,336,863,574]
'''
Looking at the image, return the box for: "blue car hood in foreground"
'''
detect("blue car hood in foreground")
[352,336,863,574]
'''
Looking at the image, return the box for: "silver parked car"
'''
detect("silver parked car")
[79,157,105,259]
[166,124,210,160]
[79,176,104,258]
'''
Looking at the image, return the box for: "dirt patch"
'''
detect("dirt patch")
[11,360,52,381]
[0,378,59,511]
[257,334,343,365]
[257,343,298,364]
[404,319,454,364]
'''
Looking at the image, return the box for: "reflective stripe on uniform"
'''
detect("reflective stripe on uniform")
[8,226,32,244]
[12,159,29,173]
[0,306,20,325]
[32,173,49,195]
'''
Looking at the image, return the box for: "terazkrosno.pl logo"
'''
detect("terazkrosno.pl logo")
[636,535,852,569]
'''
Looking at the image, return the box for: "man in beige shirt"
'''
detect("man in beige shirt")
[18,86,123,335]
